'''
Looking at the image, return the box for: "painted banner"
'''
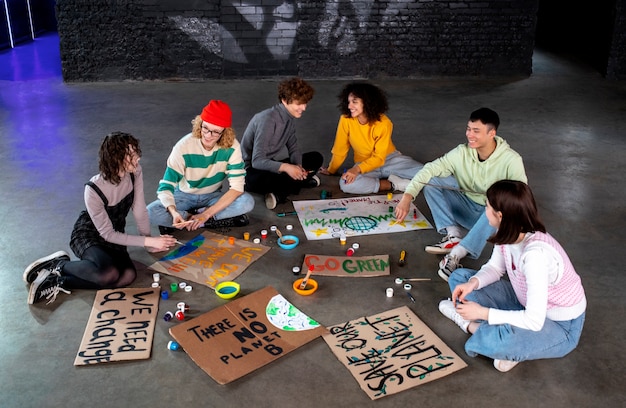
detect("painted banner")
[323,306,467,399]
[302,254,390,277]
[170,286,326,384]
[74,287,160,366]
[292,194,431,241]
[148,231,270,288]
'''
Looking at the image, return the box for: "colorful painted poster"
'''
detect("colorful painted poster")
[169,286,326,384]
[323,306,467,399]
[148,231,270,288]
[302,254,390,277]
[74,287,160,366]
[292,194,431,241]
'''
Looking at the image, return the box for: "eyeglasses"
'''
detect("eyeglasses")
[201,125,225,137]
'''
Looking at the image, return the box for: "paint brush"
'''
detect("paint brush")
[299,266,314,290]
[400,278,431,282]
[406,291,416,303]
[275,228,284,243]
[172,219,195,228]
[277,211,297,217]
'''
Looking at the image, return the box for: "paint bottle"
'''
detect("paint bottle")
[340,232,346,245]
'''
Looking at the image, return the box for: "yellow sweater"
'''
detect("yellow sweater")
[327,114,396,174]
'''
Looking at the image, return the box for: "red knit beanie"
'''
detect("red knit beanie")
[200,100,232,128]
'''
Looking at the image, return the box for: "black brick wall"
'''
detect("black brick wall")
[607,0,626,79]
[57,0,541,81]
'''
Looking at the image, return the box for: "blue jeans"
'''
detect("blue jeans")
[147,189,255,227]
[339,151,423,194]
[448,268,586,362]
[423,176,495,259]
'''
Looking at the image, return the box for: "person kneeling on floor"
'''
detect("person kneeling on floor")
[25,132,177,305]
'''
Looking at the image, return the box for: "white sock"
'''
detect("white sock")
[445,226,464,238]
[450,245,468,259]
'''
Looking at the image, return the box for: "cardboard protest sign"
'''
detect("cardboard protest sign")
[169,286,326,384]
[302,254,390,277]
[323,306,467,399]
[293,194,431,241]
[149,231,270,288]
[74,287,160,366]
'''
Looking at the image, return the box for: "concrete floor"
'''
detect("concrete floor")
[1,33,625,408]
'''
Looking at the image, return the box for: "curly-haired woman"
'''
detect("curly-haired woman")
[319,82,423,194]
[25,132,177,305]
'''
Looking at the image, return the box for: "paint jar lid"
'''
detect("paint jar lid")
[292,266,301,274]
[286,224,293,230]
[184,285,192,292]
[352,243,360,249]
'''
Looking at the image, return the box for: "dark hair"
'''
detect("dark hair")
[338,82,388,124]
[278,77,315,104]
[487,180,546,245]
[469,107,500,132]
[99,131,141,185]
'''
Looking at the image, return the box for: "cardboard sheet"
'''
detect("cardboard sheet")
[323,306,467,399]
[74,287,160,365]
[149,231,270,288]
[302,254,390,277]
[169,286,326,384]
[293,194,431,241]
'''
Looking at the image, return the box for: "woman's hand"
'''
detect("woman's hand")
[145,235,177,253]
[451,278,479,305]
[341,166,360,184]
[454,300,489,322]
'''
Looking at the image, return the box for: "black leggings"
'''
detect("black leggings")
[245,151,324,199]
[61,245,137,290]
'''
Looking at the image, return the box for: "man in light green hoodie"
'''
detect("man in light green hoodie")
[392,108,527,281]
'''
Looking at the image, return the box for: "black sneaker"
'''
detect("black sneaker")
[203,214,250,229]
[304,175,321,188]
[28,269,71,305]
[23,251,70,284]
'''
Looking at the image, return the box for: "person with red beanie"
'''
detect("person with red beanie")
[148,100,254,232]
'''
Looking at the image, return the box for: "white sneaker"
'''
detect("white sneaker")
[438,299,470,333]
[388,174,411,192]
[265,193,277,210]
[493,359,520,372]
[438,254,462,282]
[425,235,461,254]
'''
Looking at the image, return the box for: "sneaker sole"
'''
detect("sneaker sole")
[437,269,450,282]
[23,250,69,284]
[27,269,53,304]
[425,246,454,255]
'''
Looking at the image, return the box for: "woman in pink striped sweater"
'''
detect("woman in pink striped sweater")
[438,180,586,372]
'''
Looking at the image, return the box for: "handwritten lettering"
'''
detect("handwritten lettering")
[76,289,158,365]
[327,312,461,397]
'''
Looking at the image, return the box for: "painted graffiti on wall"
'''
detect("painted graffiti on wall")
[167,0,415,64]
